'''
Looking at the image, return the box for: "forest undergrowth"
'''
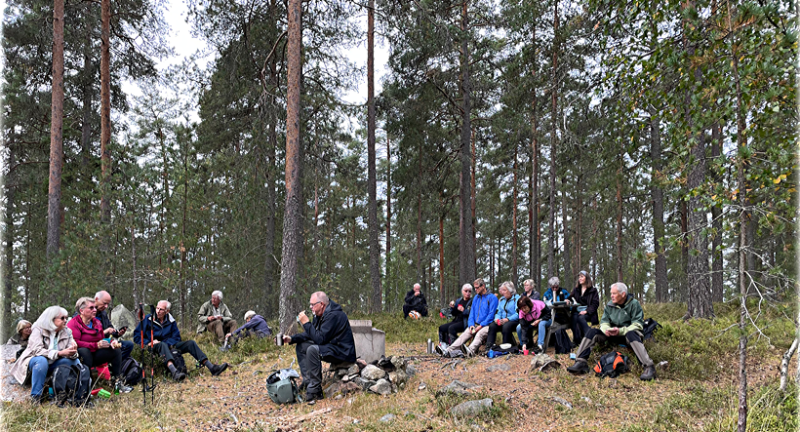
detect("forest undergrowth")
[2,301,796,431]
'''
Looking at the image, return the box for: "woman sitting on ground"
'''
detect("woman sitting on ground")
[438,284,473,348]
[485,281,520,349]
[568,270,600,345]
[7,320,32,348]
[67,297,132,393]
[517,296,552,353]
[9,306,81,404]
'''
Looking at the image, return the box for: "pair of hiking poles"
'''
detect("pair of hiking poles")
[138,303,158,405]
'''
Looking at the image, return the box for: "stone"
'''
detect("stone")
[552,397,572,409]
[361,364,387,381]
[379,414,396,423]
[530,354,561,372]
[389,356,407,370]
[337,368,350,377]
[369,379,392,396]
[347,364,360,375]
[581,396,592,404]
[354,377,377,391]
[388,369,408,386]
[657,361,669,371]
[486,363,511,372]
[450,398,493,418]
[406,364,416,377]
[438,380,481,397]
[110,304,138,340]
[341,374,351,382]
[326,381,361,396]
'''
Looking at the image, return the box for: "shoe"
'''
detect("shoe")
[115,379,134,394]
[566,360,590,375]
[207,361,229,376]
[80,399,95,409]
[435,344,446,357]
[172,368,187,382]
[640,365,656,381]
[535,344,544,354]
[460,345,474,358]
[304,391,323,405]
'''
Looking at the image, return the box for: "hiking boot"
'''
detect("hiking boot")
[115,379,134,394]
[435,344,446,357]
[640,365,656,381]
[304,391,323,405]
[206,361,229,376]
[172,368,187,382]
[461,345,474,358]
[567,360,590,375]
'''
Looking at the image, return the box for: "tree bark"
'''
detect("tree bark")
[179,134,189,329]
[680,198,688,302]
[46,0,66,265]
[547,0,558,279]
[3,149,14,341]
[711,123,724,303]
[367,0,381,312]
[417,141,423,284]
[616,143,624,282]
[650,114,667,302]
[780,337,798,392]
[100,0,111,224]
[512,142,518,286]
[458,0,476,285]
[529,19,539,289]
[80,14,93,219]
[385,135,392,308]
[561,176,570,283]
[263,2,279,318]
[439,211,445,305]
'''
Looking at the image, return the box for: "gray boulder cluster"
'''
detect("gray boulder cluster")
[324,356,415,397]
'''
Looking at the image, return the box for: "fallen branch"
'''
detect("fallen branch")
[295,407,334,422]
[780,338,798,391]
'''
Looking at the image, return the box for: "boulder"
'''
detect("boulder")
[369,379,392,396]
[110,304,138,340]
[388,369,408,386]
[450,398,493,418]
[361,364,387,381]
[437,380,481,397]
[552,396,572,409]
[379,414,396,423]
[389,356,407,370]
[486,363,511,372]
[325,381,361,396]
[347,364,360,375]
[530,353,561,372]
[406,364,416,377]
[354,377,377,391]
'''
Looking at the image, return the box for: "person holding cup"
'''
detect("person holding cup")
[281,291,356,404]
[197,290,238,344]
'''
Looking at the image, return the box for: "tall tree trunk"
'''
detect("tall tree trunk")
[680,199,689,302]
[616,144,624,282]
[458,0,476,285]
[417,142,423,284]
[575,173,582,273]
[80,14,93,219]
[367,0,381,312]
[529,19,539,288]
[263,44,278,318]
[512,143,518,286]
[561,176,571,283]
[591,198,598,284]
[650,114,667,302]
[385,136,392,308]
[46,0,66,267]
[439,211,445,306]
[711,123,724,303]
[100,0,111,224]
[3,149,15,341]
[547,0,558,279]
[131,226,137,307]
[179,135,189,329]
[471,130,477,271]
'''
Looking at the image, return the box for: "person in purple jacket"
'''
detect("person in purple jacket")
[223,311,272,348]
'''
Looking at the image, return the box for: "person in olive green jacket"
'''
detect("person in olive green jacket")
[566,282,656,381]
[197,291,238,344]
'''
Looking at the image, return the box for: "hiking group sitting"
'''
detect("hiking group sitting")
[432,275,657,381]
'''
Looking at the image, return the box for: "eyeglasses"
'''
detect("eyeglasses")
[85,306,97,310]
[55,316,68,321]
[309,301,321,308]
[156,307,167,311]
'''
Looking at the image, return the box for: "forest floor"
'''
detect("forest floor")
[1,301,797,431]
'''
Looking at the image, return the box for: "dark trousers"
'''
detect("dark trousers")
[485,320,518,348]
[120,340,134,361]
[295,341,342,394]
[402,305,428,318]
[438,320,466,344]
[77,347,122,378]
[570,313,591,345]
[151,340,208,365]
[576,328,654,367]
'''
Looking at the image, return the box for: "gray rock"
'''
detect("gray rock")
[389,356,407,370]
[110,304,137,340]
[450,398,493,418]
[361,364,387,381]
[552,397,572,409]
[354,377,377,391]
[337,368,350,377]
[369,378,392,395]
[486,363,511,372]
[347,364,361,375]
[530,353,561,372]
[379,414,396,423]
[326,381,361,396]
[388,369,408,386]
[406,364,416,377]
[341,374,351,382]
[438,380,481,397]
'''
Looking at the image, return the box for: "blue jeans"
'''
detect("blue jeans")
[517,319,553,347]
[28,356,81,397]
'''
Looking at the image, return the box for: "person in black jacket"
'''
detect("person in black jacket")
[438,284,473,348]
[402,284,428,318]
[282,292,356,404]
[93,291,134,361]
[567,271,600,345]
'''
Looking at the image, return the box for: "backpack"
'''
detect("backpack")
[266,371,301,404]
[642,318,662,341]
[169,349,188,375]
[51,362,91,406]
[488,344,520,355]
[553,329,574,354]
[594,351,630,378]
[120,357,143,386]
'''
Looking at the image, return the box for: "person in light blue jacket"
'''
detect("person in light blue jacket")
[485,281,520,348]
[542,276,572,325]
[439,278,498,357]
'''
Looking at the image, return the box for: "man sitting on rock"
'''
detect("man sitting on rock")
[402,283,428,318]
[282,291,356,404]
[196,290,238,345]
[566,282,656,381]
[439,278,498,357]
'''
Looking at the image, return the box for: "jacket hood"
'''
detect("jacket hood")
[325,300,344,315]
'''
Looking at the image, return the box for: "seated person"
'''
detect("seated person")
[282,292,356,404]
[402,283,428,318]
[10,306,81,404]
[7,320,32,358]
[197,290,238,344]
[438,284,473,348]
[224,310,273,346]
[135,300,228,381]
[68,297,133,393]
[485,281,520,349]
[567,271,600,345]
[440,278,498,357]
[542,276,571,325]
[93,290,134,361]
[517,296,551,353]
[567,282,656,381]
[522,279,541,300]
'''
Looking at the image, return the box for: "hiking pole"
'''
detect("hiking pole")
[138,302,146,406]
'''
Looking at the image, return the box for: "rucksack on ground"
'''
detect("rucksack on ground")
[642,318,662,340]
[120,357,143,386]
[553,329,574,354]
[50,362,91,406]
[170,349,188,375]
[266,371,301,404]
[594,351,631,378]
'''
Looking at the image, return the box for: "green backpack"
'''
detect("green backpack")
[266,370,302,404]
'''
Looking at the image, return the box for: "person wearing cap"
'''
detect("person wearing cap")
[224,311,273,346]
[197,290,238,344]
[567,282,656,381]
[567,270,600,344]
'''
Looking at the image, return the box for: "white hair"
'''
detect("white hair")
[244,310,256,321]
[212,290,223,300]
[312,291,330,305]
[548,277,560,288]
[32,306,69,333]
[611,282,628,295]
[94,290,110,301]
[75,297,95,313]
[158,300,171,310]
[500,281,516,295]
[461,283,473,293]
[413,283,421,289]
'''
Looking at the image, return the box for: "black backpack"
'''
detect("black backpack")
[170,349,188,375]
[553,329,574,354]
[120,357,143,386]
[642,318,662,341]
[593,351,631,378]
[50,362,91,406]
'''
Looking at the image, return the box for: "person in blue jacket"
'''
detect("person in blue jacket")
[542,277,572,325]
[485,281,521,348]
[220,311,273,351]
[438,278,498,357]
[134,300,229,382]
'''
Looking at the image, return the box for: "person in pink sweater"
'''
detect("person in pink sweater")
[67,297,132,393]
[517,296,552,353]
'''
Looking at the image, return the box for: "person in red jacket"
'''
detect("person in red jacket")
[67,297,132,393]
